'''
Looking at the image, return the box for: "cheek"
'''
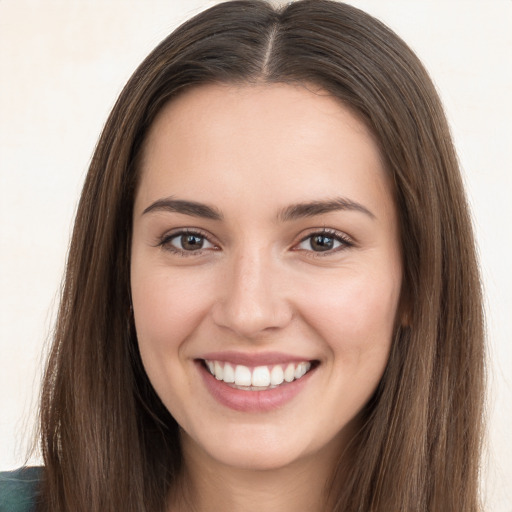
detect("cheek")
[130,265,218,419]
[299,268,401,356]
[131,265,215,357]
[297,269,401,429]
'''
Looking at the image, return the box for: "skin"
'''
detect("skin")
[131,83,403,512]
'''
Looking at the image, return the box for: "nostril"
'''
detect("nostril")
[210,296,293,338]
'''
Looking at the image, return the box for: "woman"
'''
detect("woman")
[0,0,485,511]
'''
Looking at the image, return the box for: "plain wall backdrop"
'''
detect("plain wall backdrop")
[1,1,511,510]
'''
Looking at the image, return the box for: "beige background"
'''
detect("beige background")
[1,1,511,510]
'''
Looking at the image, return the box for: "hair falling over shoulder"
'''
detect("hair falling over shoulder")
[37,1,485,511]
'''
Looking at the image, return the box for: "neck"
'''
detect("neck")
[169,431,347,512]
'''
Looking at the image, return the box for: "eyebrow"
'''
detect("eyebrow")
[141,196,375,222]
[277,197,375,222]
[142,198,223,220]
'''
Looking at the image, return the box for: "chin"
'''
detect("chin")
[182,425,300,469]
[181,420,343,473]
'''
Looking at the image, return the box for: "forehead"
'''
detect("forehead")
[135,82,393,219]
[141,82,378,163]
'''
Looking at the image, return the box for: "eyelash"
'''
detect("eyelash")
[157,228,354,257]
[295,228,354,257]
[157,228,218,257]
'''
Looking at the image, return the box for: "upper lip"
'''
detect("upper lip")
[197,351,317,367]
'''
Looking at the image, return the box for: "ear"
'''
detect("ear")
[400,308,411,327]
[397,283,412,328]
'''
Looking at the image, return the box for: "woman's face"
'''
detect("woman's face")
[131,83,402,472]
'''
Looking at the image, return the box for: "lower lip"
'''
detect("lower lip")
[197,362,315,413]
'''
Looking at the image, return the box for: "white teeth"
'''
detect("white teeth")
[284,363,295,382]
[270,365,284,386]
[294,362,308,379]
[205,360,313,389]
[214,361,223,380]
[223,363,235,383]
[252,366,270,387]
[234,365,252,386]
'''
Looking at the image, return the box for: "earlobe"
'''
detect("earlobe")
[400,309,411,328]
[397,287,412,328]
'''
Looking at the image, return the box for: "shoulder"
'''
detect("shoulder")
[0,467,42,512]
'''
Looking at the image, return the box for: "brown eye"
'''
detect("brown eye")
[296,230,352,254]
[179,234,205,250]
[160,230,216,254]
[310,235,335,252]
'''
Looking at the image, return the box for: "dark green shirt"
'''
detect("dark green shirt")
[0,467,41,512]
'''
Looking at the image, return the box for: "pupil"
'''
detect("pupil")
[182,234,203,250]
[312,235,333,251]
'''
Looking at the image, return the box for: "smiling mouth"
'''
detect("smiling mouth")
[201,359,318,390]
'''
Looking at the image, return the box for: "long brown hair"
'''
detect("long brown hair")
[38,1,485,510]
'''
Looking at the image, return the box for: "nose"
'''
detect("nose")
[211,246,293,339]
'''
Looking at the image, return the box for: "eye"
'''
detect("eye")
[296,230,353,254]
[159,229,217,255]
